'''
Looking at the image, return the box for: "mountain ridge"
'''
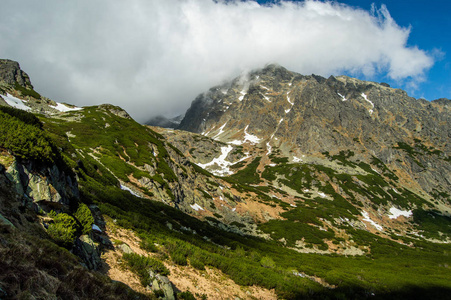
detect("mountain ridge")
[1,59,451,299]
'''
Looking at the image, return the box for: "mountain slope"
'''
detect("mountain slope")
[172,64,451,247]
[178,65,450,198]
[1,60,451,299]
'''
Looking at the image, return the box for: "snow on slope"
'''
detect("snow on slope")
[190,203,204,211]
[2,93,31,111]
[120,184,141,197]
[388,207,412,219]
[243,125,261,144]
[361,211,383,231]
[213,121,228,140]
[50,102,83,112]
[361,93,374,114]
[337,92,347,101]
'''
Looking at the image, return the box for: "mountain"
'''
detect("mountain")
[1,59,451,299]
[145,114,184,129]
[178,64,450,198]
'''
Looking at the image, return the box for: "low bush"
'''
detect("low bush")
[47,212,77,247]
[74,203,94,235]
[122,253,169,286]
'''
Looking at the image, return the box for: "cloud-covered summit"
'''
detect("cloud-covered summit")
[0,0,433,121]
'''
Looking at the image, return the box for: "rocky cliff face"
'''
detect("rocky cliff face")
[0,59,33,89]
[1,152,79,213]
[177,64,451,203]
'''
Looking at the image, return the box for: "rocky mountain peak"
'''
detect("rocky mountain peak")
[0,59,33,89]
[176,65,450,204]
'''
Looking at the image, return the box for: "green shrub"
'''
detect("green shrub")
[177,291,196,300]
[14,82,41,99]
[171,250,188,266]
[0,110,57,162]
[74,203,94,235]
[47,213,77,247]
[122,253,169,286]
[189,255,205,271]
[260,256,276,269]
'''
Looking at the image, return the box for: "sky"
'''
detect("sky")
[0,0,449,122]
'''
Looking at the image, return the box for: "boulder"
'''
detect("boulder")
[74,235,102,270]
[148,271,175,300]
[117,243,133,254]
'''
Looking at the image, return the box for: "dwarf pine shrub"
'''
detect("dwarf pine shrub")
[74,203,94,235]
[47,212,77,247]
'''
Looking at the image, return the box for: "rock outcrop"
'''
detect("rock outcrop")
[74,234,102,270]
[148,271,175,300]
[177,64,451,200]
[3,155,78,211]
[0,59,33,89]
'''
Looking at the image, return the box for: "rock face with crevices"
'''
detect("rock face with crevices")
[0,59,33,89]
[177,64,451,200]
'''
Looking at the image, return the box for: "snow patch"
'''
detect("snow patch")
[92,224,102,232]
[2,93,31,111]
[51,102,83,112]
[292,156,302,163]
[287,92,294,105]
[285,92,295,114]
[266,142,272,155]
[371,167,380,174]
[238,89,246,101]
[190,203,204,211]
[318,192,327,198]
[213,121,228,140]
[228,140,243,145]
[337,92,347,101]
[293,271,306,278]
[243,125,261,144]
[120,184,141,197]
[361,93,374,114]
[361,211,383,231]
[197,145,250,176]
[262,94,271,102]
[388,207,412,219]
[197,145,234,176]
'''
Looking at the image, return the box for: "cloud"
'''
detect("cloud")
[0,0,434,121]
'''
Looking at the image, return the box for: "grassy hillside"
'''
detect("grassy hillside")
[0,102,450,299]
[36,105,451,299]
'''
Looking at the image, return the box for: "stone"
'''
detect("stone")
[5,161,25,197]
[75,235,102,270]
[148,271,175,300]
[0,59,33,89]
[117,243,133,254]
[0,213,15,227]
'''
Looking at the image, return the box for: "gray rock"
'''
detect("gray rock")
[75,235,102,270]
[5,161,25,197]
[0,213,15,227]
[4,158,78,209]
[0,59,33,89]
[148,271,175,300]
[117,243,133,254]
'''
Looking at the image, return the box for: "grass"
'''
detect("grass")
[20,103,451,299]
[0,223,151,299]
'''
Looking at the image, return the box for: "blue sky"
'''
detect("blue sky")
[0,0,449,120]
[258,0,450,100]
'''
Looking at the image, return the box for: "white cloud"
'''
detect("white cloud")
[0,0,434,122]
